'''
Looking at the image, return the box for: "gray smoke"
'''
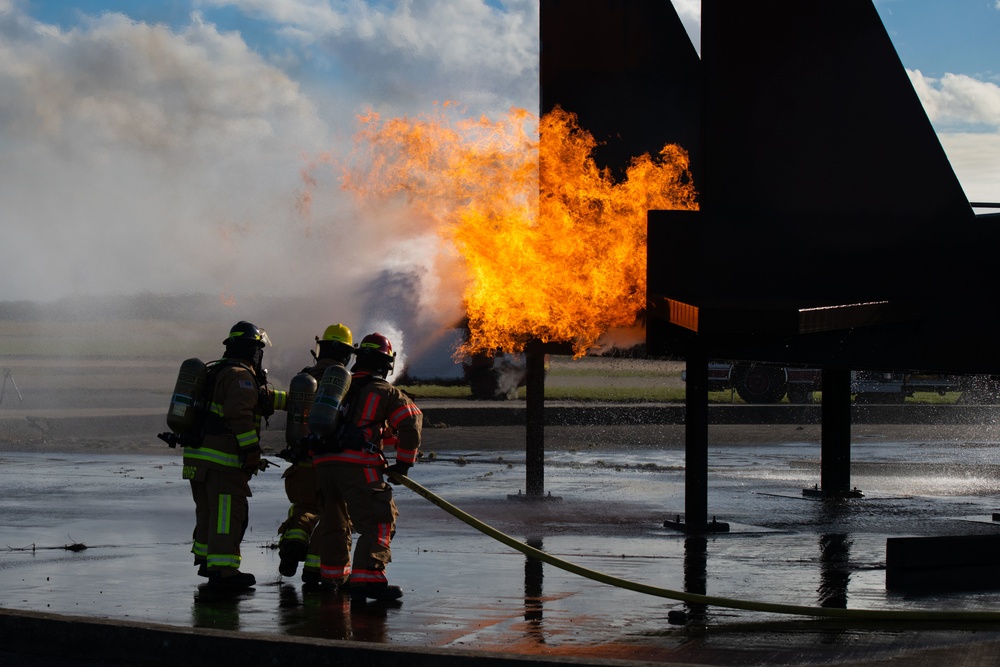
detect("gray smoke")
[0,2,539,379]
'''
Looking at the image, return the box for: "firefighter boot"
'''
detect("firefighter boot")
[207,569,256,590]
[279,541,308,577]
[302,570,347,594]
[350,582,403,602]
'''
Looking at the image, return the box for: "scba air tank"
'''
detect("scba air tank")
[285,372,318,447]
[308,364,352,437]
[167,358,209,435]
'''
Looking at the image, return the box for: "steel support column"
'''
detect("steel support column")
[685,349,709,529]
[524,340,546,498]
[820,367,853,496]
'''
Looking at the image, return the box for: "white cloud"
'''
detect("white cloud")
[0,5,337,304]
[196,0,539,116]
[939,132,1000,202]
[0,9,325,156]
[906,69,1000,202]
[669,0,701,52]
[908,69,1000,130]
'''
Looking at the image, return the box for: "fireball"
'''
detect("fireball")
[313,103,698,358]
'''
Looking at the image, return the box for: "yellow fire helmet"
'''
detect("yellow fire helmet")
[320,323,353,346]
[315,323,354,365]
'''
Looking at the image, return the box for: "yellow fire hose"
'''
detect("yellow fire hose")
[386,469,1000,622]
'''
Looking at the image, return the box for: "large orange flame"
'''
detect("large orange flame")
[329,103,698,358]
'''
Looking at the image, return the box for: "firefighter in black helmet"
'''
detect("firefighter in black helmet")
[312,332,422,602]
[277,323,355,586]
[183,321,287,590]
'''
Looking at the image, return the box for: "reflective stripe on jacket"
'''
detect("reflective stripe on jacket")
[184,362,262,471]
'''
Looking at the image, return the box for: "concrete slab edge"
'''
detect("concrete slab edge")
[0,607,672,667]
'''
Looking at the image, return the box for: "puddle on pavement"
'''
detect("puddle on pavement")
[3,441,1000,662]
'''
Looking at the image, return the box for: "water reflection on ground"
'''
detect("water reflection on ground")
[3,440,1000,664]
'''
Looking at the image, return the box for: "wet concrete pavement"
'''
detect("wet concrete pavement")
[6,425,1000,665]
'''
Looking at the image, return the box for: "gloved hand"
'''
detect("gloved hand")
[242,448,262,476]
[385,462,411,484]
[276,446,298,463]
[257,387,276,417]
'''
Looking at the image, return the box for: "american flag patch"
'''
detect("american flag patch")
[239,380,254,390]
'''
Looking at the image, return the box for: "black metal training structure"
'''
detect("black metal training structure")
[535,0,703,505]
[542,0,1000,530]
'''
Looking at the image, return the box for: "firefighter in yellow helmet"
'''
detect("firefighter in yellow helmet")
[183,321,287,590]
[277,323,355,587]
[313,332,422,602]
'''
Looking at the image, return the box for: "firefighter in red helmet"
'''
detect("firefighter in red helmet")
[277,323,355,586]
[313,332,422,601]
[183,321,286,590]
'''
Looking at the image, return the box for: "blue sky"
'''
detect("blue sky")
[876,0,999,79]
[1,0,998,318]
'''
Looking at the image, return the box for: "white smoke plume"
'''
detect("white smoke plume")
[0,1,539,380]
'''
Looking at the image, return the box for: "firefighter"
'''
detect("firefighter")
[184,321,286,590]
[313,332,422,601]
[277,323,355,586]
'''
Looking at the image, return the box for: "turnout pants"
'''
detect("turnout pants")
[278,463,322,561]
[316,464,398,586]
[189,467,250,572]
